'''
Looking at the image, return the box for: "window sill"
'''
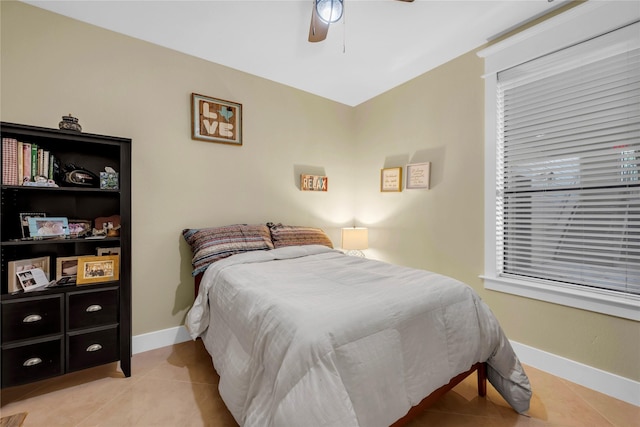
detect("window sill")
[480,275,640,321]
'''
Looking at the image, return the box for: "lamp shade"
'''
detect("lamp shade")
[341,227,368,250]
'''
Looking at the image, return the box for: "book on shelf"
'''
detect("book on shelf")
[2,137,19,185]
[2,139,59,185]
[22,142,31,183]
[17,141,23,183]
[48,154,55,179]
[37,148,44,176]
[30,143,38,180]
[43,150,50,179]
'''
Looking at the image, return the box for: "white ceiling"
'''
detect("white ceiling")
[23,0,568,106]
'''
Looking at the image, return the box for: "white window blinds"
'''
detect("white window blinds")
[496,22,640,296]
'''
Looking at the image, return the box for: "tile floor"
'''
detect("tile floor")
[1,339,637,426]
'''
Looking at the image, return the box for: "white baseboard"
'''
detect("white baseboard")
[131,328,639,407]
[510,340,640,407]
[132,325,191,355]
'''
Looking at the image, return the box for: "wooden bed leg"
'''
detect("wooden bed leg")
[477,362,487,397]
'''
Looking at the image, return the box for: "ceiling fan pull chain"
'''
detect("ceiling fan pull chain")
[342,4,346,53]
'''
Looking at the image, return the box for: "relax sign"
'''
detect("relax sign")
[301,174,328,192]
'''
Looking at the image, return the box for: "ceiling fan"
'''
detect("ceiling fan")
[308,0,414,43]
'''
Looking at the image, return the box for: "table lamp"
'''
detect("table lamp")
[341,227,368,257]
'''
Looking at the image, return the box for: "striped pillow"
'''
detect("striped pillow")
[268,223,333,249]
[183,224,274,276]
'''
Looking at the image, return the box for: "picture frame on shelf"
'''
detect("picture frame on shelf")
[18,212,46,238]
[76,255,120,286]
[191,93,242,146]
[55,255,91,284]
[406,162,431,190]
[27,216,69,238]
[68,219,92,238]
[97,247,121,256]
[7,256,50,293]
[380,167,403,192]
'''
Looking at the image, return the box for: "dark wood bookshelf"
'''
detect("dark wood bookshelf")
[0,121,131,388]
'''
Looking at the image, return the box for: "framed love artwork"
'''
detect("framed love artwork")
[191,93,242,145]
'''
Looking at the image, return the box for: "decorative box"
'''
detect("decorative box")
[99,172,119,190]
[58,114,82,132]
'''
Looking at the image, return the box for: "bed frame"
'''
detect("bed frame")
[193,273,487,426]
[391,362,486,426]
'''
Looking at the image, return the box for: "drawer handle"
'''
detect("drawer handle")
[86,344,103,352]
[23,357,43,367]
[86,304,103,312]
[23,314,42,323]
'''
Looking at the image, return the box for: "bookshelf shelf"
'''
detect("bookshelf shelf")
[1,185,120,193]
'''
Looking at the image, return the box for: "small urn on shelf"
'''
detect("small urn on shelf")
[59,114,82,132]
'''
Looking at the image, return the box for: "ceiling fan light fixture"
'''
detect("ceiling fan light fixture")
[316,0,343,24]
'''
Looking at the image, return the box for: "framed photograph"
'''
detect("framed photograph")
[97,247,121,256]
[406,162,431,190]
[55,255,92,284]
[28,216,69,238]
[191,93,242,146]
[68,219,92,238]
[380,167,403,192]
[76,255,120,286]
[19,212,46,238]
[7,256,50,293]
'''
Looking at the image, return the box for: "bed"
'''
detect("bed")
[183,224,531,427]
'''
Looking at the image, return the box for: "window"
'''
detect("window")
[478,3,640,320]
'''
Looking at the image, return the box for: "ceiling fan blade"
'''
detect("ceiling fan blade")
[308,5,329,42]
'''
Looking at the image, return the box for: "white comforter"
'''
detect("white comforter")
[186,245,531,427]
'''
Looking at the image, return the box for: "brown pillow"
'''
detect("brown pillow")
[268,223,333,249]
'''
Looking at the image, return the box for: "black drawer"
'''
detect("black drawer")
[1,338,63,388]
[67,288,118,330]
[1,295,63,342]
[67,326,119,372]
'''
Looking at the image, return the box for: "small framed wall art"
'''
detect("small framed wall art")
[191,93,242,146]
[300,174,328,192]
[380,167,403,192]
[406,162,431,189]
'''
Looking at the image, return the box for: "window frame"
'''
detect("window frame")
[478,2,640,321]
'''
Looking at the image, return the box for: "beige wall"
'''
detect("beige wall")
[1,1,355,335]
[352,49,639,382]
[2,1,638,382]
